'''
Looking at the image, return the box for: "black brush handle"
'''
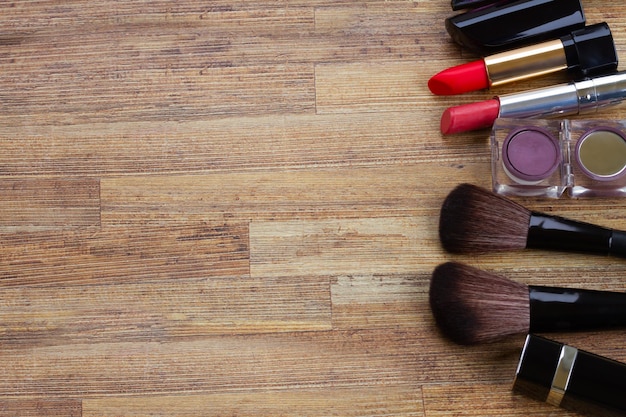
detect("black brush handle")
[529,286,626,332]
[527,213,626,257]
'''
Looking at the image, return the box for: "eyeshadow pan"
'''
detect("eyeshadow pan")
[576,128,626,181]
[502,127,560,183]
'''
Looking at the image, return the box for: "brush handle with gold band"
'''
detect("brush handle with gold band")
[514,334,626,417]
[527,212,626,257]
[528,286,626,332]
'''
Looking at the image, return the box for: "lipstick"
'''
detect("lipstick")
[440,71,626,134]
[446,0,586,55]
[514,335,626,417]
[429,23,617,96]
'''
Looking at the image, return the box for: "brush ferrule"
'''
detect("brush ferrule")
[527,213,614,255]
[529,286,626,332]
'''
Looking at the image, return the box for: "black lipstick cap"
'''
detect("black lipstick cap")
[446,0,586,54]
[562,23,618,77]
[514,335,626,417]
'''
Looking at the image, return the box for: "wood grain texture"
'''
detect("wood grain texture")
[2,1,626,416]
[82,387,424,417]
[0,178,100,230]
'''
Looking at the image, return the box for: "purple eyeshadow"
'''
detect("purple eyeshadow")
[502,127,560,183]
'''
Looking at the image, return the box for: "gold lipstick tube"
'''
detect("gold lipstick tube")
[485,40,567,87]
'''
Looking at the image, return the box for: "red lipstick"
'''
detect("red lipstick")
[440,99,499,135]
[428,60,489,96]
[429,23,617,96]
[440,71,626,135]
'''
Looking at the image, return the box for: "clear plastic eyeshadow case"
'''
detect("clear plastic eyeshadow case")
[491,117,626,198]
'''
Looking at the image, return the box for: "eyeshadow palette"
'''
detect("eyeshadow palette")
[491,117,626,198]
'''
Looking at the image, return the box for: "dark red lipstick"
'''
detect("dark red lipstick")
[440,72,626,134]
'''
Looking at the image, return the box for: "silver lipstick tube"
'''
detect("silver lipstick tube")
[499,72,626,119]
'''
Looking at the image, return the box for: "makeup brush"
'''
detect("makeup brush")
[429,261,626,344]
[439,183,626,256]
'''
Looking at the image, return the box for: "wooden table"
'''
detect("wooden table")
[1,1,625,415]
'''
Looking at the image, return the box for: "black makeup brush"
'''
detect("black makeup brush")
[439,183,626,256]
[429,262,626,344]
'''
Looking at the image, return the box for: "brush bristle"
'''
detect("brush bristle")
[429,262,530,344]
[439,183,531,253]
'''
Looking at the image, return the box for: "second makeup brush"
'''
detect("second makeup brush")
[429,261,626,344]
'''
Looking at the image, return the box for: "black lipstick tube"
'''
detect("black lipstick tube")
[514,334,626,417]
[446,0,586,54]
[529,286,626,332]
[527,212,626,257]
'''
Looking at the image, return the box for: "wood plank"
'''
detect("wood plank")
[422,383,582,417]
[2,6,317,124]
[0,329,521,397]
[312,4,453,62]
[99,164,491,225]
[0,113,487,176]
[5,9,317,68]
[83,386,424,417]
[100,167,424,224]
[0,399,81,416]
[250,216,442,277]
[331,274,426,330]
[0,275,330,347]
[0,63,315,125]
[2,2,453,126]
[0,177,100,231]
[315,61,428,113]
[2,2,446,68]
[0,0,403,31]
[0,224,248,287]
